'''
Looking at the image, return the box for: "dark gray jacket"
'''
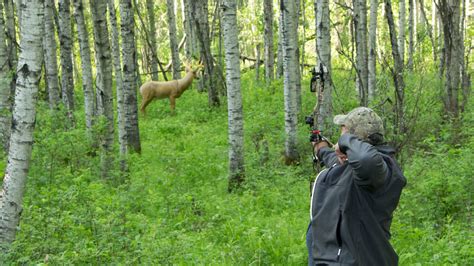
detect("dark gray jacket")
[308,134,406,265]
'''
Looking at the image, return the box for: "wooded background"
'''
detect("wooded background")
[0,0,472,264]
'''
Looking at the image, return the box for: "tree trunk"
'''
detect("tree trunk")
[43,0,61,110]
[167,0,181,79]
[183,0,199,60]
[368,0,378,100]
[107,0,127,168]
[419,0,437,62]
[4,0,17,99]
[146,0,159,80]
[398,0,406,66]
[354,0,369,106]
[191,0,220,107]
[120,0,141,154]
[276,10,284,79]
[58,0,75,113]
[0,0,11,152]
[438,0,462,118]
[281,0,299,164]
[314,0,333,135]
[0,0,43,249]
[73,0,95,131]
[384,0,406,135]
[222,0,245,192]
[90,0,115,178]
[255,43,260,81]
[294,0,302,114]
[407,0,414,70]
[263,0,274,82]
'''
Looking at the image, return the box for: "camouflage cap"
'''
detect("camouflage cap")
[333,107,384,140]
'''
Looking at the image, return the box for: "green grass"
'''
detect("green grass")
[0,72,472,264]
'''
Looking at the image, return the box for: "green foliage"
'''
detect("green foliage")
[1,70,472,264]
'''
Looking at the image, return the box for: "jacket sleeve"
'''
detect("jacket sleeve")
[338,133,388,190]
[317,146,338,167]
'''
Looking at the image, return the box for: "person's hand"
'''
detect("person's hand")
[334,143,348,165]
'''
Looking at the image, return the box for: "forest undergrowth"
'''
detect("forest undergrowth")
[0,71,472,264]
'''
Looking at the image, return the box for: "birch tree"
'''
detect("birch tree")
[182,0,198,60]
[368,0,378,100]
[314,0,333,134]
[0,0,43,249]
[437,0,462,117]
[222,0,245,192]
[146,0,159,80]
[263,0,274,82]
[73,0,95,130]
[276,13,284,79]
[120,0,141,154]
[354,0,369,106]
[191,0,220,107]
[0,1,11,151]
[384,0,406,134]
[281,0,299,164]
[407,0,414,70]
[43,0,61,110]
[107,0,126,163]
[398,0,406,65]
[167,0,181,79]
[90,0,114,178]
[4,0,17,98]
[58,0,75,113]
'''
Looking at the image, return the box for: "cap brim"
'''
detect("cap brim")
[333,114,347,125]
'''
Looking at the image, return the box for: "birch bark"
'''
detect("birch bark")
[0,0,43,248]
[281,0,299,164]
[107,0,126,162]
[73,0,95,130]
[314,0,333,134]
[90,0,114,178]
[120,0,141,154]
[44,0,61,110]
[0,0,11,151]
[222,0,245,191]
[146,0,159,80]
[167,0,181,79]
[58,0,75,112]
[368,0,378,100]
[263,0,274,82]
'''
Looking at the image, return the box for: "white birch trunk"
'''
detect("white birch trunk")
[90,0,114,178]
[0,0,43,248]
[222,0,245,191]
[107,0,126,162]
[73,0,95,130]
[146,0,159,80]
[398,0,406,65]
[43,0,61,110]
[368,0,378,100]
[438,0,462,117]
[0,1,11,151]
[167,0,181,79]
[276,10,284,79]
[263,0,274,82]
[120,0,141,154]
[192,0,220,106]
[354,0,369,106]
[384,0,405,134]
[281,0,299,164]
[58,0,75,112]
[407,0,414,70]
[315,0,333,133]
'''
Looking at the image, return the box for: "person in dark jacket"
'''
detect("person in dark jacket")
[307,107,406,266]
